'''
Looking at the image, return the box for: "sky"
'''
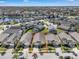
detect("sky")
[0,0,79,6]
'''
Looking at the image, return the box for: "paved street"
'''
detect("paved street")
[0,49,12,59]
[0,48,79,59]
[23,48,59,59]
[28,53,59,59]
[56,48,62,56]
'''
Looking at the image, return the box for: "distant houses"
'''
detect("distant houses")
[58,20,71,31]
[1,7,79,52]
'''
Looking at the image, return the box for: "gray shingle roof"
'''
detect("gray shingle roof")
[0,33,10,42]
[33,33,45,44]
[45,33,60,44]
[69,32,79,42]
[20,32,32,46]
[58,32,76,43]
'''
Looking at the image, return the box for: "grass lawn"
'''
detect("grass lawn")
[41,28,48,34]
[0,47,7,54]
[57,28,63,33]
[18,48,23,53]
[13,48,23,53]
[59,56,64,59]
[12,53,19,59]
[24,29,32,33]
[28,29,32,32]
[14,23,21,26]
[48,46,56,53]
[61,44,71,53]
[76,43,79,50]
[40,46,55,53]
[48,46,55,49]
[0,16,8,18]
[0,16,3,18]
[0,47,6,52]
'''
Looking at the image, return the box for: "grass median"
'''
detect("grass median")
[61,44,72,53]
[0,47,7,55]
[41,28,48,34]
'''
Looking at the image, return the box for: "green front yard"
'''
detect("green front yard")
[18,48,23,53]
[12,53,19,59]
[0,47,7,54]
[48,46,56,53]
[28,29,32,32]
[41,28,48,34]
[0,16,8,18]
[61,44,72,53]
[24,29,33,33]
[76,43,79,50]
[39,46,55,53]
[57,28,63,33]
[0,47,6,52]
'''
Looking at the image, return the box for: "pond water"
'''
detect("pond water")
[0,18,21,22]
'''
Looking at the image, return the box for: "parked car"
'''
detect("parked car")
[55,52,59,56]
[73,52,77,56]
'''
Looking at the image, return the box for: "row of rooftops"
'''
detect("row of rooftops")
[58,32,77,48]
[20,32,61,47]
[19,31,79,48]
[58,32,76,43]
[0,25,79,48]
[19,32,78,47]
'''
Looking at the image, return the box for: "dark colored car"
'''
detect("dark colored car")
[55,52,59,56]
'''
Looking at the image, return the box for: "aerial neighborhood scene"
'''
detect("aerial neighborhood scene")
[0,0,79,59]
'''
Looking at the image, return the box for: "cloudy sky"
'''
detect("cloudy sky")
[0,0,79,6]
